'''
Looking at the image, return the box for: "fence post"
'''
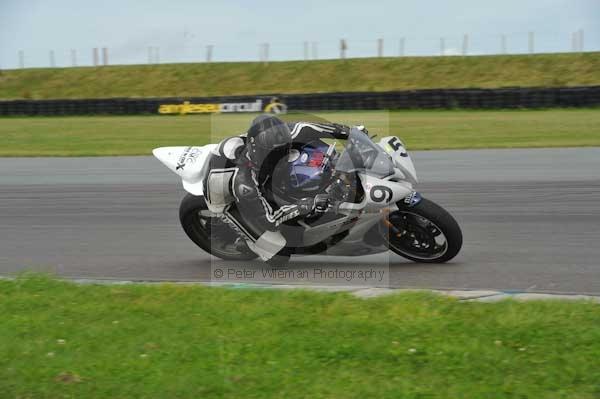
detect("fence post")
[18,50,24,68]
[399,37,405,56]
[340,39,347,59]
[501,35,507,54]
[206,45,213,62]
[440,38,445,55]
[49,50,56,67]
[71,49,77,67]
[260,43,269,64]
[377,38,384,57]
[303,41,309,60]
[93,48,99,66]
[528,31,534,54]
[102,47,108,66]
[579,29,584,51]
[462,34,469,55]
[311,42,318,60]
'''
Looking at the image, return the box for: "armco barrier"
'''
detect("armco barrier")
[0,86,599,116]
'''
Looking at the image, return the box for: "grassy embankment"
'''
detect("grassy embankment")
[0,52,599,99]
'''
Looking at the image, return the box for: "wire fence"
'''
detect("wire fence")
[5,29,593,70]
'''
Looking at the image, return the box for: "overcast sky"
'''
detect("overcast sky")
[0,0,598,68]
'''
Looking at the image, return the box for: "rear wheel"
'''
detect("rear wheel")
[179,194,258,261]
[384,197,462,263]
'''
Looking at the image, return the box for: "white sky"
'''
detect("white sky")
[0,0,598,68]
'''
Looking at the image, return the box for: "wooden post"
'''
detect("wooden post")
[462,34,469,55]
[340,39,347,59]
[377,38,383,57]
[260,43,269,64]
[265,43,269,63]
[93,48,99,66]
[206,45,213,62]
[528,31,534,54]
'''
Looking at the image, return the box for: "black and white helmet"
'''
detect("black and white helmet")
[246,115,292,172]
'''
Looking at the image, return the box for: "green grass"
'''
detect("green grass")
[1,53,599,100]
[1,275,599,398]
[1,109,599,156]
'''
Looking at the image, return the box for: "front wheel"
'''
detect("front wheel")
[384,197,462,263]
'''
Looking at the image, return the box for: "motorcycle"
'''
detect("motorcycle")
[153,126,462,263]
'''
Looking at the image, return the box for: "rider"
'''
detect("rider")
[203,114,356,264]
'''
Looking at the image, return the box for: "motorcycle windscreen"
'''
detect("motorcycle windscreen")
[334,128,394,179]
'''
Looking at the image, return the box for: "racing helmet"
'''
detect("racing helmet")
[247,115,292,173]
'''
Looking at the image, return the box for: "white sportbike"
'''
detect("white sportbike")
[154,127,462,263]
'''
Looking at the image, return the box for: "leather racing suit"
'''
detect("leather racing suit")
[203,122,350,262]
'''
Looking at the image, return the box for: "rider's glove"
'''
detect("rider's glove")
[327,178,349,202]
[297,198,314,216]
[355,125,369,135]
[313,194,330,214]
[297,195,330,217]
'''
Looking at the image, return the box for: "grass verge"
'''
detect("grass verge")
[1,109,599,156]
[1,53,599,100]
[1,275,599,398]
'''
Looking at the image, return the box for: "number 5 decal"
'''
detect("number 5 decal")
[387,137,402,151]
[387,137,408,157]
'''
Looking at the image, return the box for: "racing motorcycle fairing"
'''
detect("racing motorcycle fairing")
[154,128,423,257]
[153,144,217,196]
[378,136,418,184]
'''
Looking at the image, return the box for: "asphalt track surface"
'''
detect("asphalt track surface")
[1,148,599,294]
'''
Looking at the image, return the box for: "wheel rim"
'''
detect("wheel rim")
[192,210,252,257]
[386,211,448,260]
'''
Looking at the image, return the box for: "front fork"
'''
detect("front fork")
[366,191,422,246]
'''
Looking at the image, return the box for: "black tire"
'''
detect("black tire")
[179,194,258,261]
[265,254,291,267]
[385,197,462,263]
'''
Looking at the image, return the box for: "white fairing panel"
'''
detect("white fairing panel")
[360,173,414,211]
[152,144,218,195]
[378,136,418,184]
